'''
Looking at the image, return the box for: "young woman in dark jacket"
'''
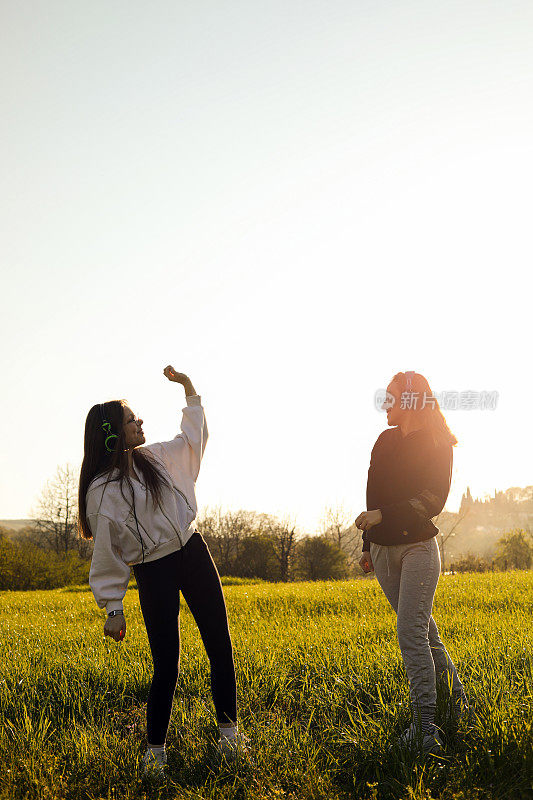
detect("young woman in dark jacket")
[355,371,469,754]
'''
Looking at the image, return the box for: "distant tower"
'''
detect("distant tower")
[460,486,474,514]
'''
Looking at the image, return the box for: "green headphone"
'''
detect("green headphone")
[99,403,118,453]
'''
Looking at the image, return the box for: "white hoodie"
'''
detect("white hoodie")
[86,394,208,614]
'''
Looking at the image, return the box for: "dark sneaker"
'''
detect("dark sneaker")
[396,722,444,755]
[141,747,167,779]
[450,689,472,727]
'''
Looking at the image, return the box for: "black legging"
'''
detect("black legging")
[132,531,237,745]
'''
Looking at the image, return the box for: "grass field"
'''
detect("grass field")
[0,571,532,800]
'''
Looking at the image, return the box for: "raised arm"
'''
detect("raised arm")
[163,365,197,399]
[145,366,208,484]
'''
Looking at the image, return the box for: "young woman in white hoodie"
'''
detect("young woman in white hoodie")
[78,365,248,778]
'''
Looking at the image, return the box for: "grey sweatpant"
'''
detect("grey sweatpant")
[370,536,464,722]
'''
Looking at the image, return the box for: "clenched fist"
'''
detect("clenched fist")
[104,614,126,643]
[359,551,374,574]
[163,365,197,397]
[354,509,382,531]
[163,365,189,384]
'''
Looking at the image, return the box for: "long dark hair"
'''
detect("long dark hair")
[390,372,458,449]
[78,399,168,540]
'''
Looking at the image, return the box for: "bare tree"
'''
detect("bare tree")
[29,463,90,557]
[320,504,361,568]
[268,516,299,582]
[198,506,268,575]
[436,507,470,573]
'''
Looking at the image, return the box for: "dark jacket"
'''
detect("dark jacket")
[362,426,453,551]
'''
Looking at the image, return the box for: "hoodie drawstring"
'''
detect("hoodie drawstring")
[385,546,390,578]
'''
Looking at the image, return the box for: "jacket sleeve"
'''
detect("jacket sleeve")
[379,443,453,535]
[146,394,208,484]
[88,513,131,614]
[362,432,386,552]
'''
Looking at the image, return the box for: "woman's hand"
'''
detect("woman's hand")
[359,551,374,573]
[163,366,196,396]
[104,614,126,643]
[163,365,189,384]
[354,509,382,531]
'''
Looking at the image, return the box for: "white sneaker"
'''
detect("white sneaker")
[141,747,167,779]
[396,722,443,754]
[217,731,252,760]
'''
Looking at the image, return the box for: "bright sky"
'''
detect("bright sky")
[1,0,531,532]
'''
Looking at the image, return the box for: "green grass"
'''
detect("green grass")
[0,571,532,800]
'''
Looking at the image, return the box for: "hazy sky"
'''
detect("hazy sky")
[1,0,530,531]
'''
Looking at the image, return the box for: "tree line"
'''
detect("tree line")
[0,464,531,591]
